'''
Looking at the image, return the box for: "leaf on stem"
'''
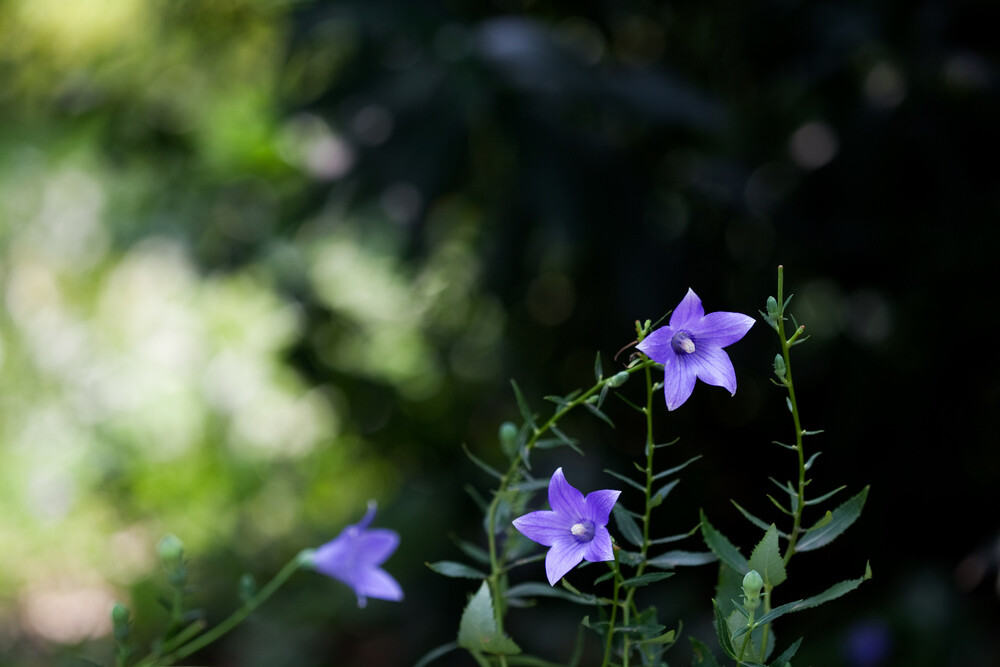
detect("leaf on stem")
[699,510,750,574]
[458,582,522,655]
[730,500,788,536]
[748,525,787,588]
[426,561,487,579]
[652,455,702,481]
[613,504,644,547]
[462,444,503,480]
[603,469,646,492]
[796,486,869,552]
[510,379,537,431]
[621,572,674,588]
[646,550,718,568]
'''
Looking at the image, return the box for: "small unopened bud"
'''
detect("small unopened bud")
[498,421,518,456]
[608,371,629,388]
[111,602,131,641]
[239,573,258,604]
[766,296,779,320]
[742,570,764,611]
[773,354,786,381]
[158,534,184,566]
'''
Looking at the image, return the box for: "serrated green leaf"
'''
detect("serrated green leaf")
[700,510,750,574]
[458,581,522,655]
[748,525,787,588]
[647,550,717,568]
[640,629,676,645]
[796,486,868,552]
[712,599,738,659]
[622,572,674,588]
[613,504,644,547]
[426,561,487,579]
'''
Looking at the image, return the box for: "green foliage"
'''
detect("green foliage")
[458,582,521,656]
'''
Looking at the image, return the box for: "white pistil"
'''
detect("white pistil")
[679,337,695,354]
[570,523,588,537]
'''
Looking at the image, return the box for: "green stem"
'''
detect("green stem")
[601,557,623,667]
[484,359,655,652]
[775,266,807,566]
[136,551,308,667]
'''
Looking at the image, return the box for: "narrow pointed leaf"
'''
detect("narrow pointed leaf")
[804,485,846,506]
[414,641,459,667]
[796,486,869,552]
[690,637,722,667]
[504,582,598,605]
[700,510,750,573]
[462,444,503,480]
[583,401,615,428]
[594,351,603,382]
[768,638,802,667]
[613,504,644,547]
[712,599,738,659]
[622,572,674,588]
[650,479,680,508]
[427,561,487,579]
[603,469,646,492]
[731,500,787,536]
[652,455,702,481]
[510,379,537,431]
[647,550,718,568]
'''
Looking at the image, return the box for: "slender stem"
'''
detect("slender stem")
[775,266,807,565]
[601,557,622,667]
[484,359,657,640]
[136,551,308,666]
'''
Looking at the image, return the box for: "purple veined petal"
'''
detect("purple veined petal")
[635,326,676,364]
[692,346,739,395]
[353,566,404,607]
[668,289,705,330]
[545,538,587,586]
[662,354,698,411]
[689,311,756,348]
[547,467,586,517]
[353,528,400,565]
[581,525,615,563]
[512,510,569,547]
[583,489,621,526]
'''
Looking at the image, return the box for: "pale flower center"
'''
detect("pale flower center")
[570,521,594,541]
[671,331,696,354]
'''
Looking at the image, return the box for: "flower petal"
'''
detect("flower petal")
[668,289,705,330]
[662,355,698,411]
[635,326,676,365]
[353,528,400,565]
[583,489,621,526]
[548,467,585,517]
[312,536,350,578]
[352,566,404,607]
[581,526,615,563]
[513,510,568,547]
[545,538,586,585]
[689,311,755,348]
[692,346,738,395]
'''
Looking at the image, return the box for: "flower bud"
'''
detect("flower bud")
[773,354,786,381]
[499,421,518,457]
[239,573,258,604]
[742,569,764,611]
[766,296,779,321]
[111,602,131,641]
[607,371,629,388]
[157,534,184,565]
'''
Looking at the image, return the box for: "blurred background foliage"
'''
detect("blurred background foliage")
[0,0,998,665]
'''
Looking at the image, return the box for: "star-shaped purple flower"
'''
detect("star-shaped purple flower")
[637,288,755,411]
[305,501,403,607]
[512,468,621,586]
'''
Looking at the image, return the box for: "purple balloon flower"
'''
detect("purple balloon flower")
[637,288,755,411]
[307,501,403,607]
[512,468,621,586]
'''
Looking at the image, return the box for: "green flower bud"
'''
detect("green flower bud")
[157,534,184,565]
[773,354,787,381]
[766,296,779,320]
[742,569,764,611]
[499,421,518,457]
[111,602,131,641]
[239,573,258,604]
[607,371,630,388]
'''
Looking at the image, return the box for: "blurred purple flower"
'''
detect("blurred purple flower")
[307,501,403,607]
[637,288,755,411]
[512,468,621,585]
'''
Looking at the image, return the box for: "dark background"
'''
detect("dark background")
[2,0,998,665]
